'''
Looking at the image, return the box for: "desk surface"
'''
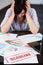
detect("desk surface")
[11,31,43,63]
[11,31,32,36]
[0,31,42,64]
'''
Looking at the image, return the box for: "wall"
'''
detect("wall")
[29,0,43,4]
[0,0,43,10]
[0,0,13,10]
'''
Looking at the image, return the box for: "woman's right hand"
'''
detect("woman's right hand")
[10,1,15,17]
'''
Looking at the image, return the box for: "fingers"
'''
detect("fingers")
[25,1,31,12]
[10,1,15,13]
[26,1,30,7]
[13,0,15,5]
[11,0,15,9]
[11,0,15,8]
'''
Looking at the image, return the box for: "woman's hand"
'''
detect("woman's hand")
[25,1,31,20]
[10,1,15,17]
[26,1,31,13]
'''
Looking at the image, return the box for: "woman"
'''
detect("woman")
[1,0,40,34]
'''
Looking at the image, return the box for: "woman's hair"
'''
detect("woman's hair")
[14,0,27,22]
[14,0,27,14]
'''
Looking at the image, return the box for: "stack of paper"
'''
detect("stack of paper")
[0,42,39,64]
[3,45,38,64]
[0,33,42,64]
[0,32,42,44]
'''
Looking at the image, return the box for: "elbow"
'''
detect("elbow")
[1,27,7,34]
[31,28,39,34]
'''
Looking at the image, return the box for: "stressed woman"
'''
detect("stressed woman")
[1,0,40,34]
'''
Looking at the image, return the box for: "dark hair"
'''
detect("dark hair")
[14,0,27,15]
[14,0,27,5]
[14,0,27,22]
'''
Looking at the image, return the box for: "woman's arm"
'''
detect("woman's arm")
[1,1,15,33]
[26,1,39,34]
[1,13,15,33]
[26,12,39,34]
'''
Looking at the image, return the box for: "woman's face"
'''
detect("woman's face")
[17,9,25,21]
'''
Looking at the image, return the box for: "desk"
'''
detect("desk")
[11,31,43,64]
[11,31,32,36]
[0,31,42,64]
[37,54,43,63]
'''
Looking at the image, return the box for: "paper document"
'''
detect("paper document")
[0,42,11,54]
[18,33,42,44]
[3,45,38,64]
[0,41,39,64]
[4,55,38,64]
[4,53,38,64]
[0,42,39,64]
[0,32,41,64]
[0,33,17,42]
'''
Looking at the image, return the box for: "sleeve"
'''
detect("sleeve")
[30,8,40,29]
[1,8,12,27]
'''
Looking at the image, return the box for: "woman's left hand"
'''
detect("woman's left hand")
[26,1,31,13]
